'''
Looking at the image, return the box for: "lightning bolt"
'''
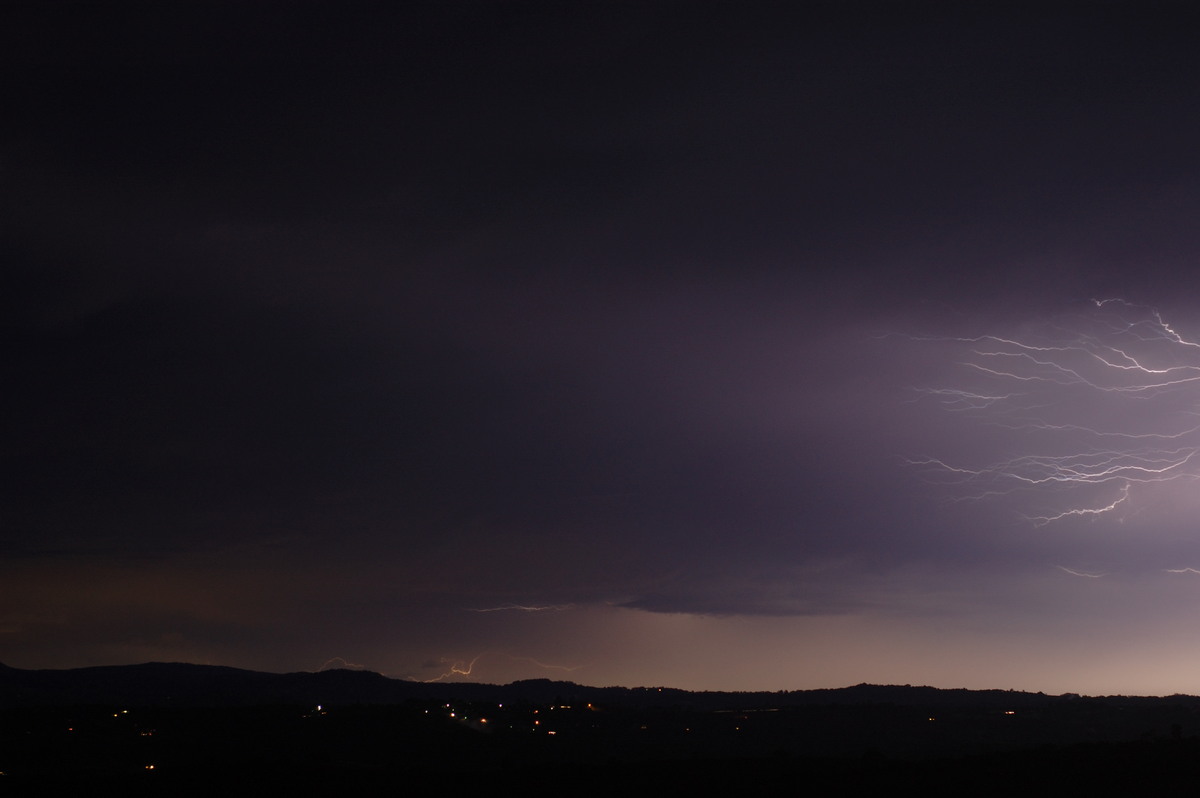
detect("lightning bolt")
[412,651,583,683]
[906,300,1200,525]
[420,654,483,683]
[1026,483,1131,527]
[1056,566,1105,578]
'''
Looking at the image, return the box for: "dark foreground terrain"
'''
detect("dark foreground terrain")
[4,663,1200,794]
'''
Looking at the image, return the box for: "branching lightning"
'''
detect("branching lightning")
[907,300,1200,525]
[1026,483,1131,527]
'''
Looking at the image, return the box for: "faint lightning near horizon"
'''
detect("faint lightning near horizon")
[420,654,483,683]
[906,300,1200,525]
[413,651,582,683]
[316,656,367,671]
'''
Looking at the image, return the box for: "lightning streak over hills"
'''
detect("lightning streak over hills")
[907,300,1200,525]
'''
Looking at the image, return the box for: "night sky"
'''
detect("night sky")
[7,1,1200,694]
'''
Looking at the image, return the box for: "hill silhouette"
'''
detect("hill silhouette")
[0,660,1125,709]
[5,662,1200,794]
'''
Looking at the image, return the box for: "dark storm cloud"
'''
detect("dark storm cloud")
[7,2,1200,690]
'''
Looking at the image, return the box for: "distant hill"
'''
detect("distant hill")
[3,660,1198,710]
